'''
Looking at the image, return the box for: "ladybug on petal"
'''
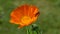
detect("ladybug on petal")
[9,4,40,28]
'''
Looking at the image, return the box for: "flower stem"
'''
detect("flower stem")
[26,27,29,34]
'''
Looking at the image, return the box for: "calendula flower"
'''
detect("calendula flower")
[9,4,40,28]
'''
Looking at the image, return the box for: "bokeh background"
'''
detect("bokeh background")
[0,0,60,34]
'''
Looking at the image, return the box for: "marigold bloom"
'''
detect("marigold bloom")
[10,4,40,28]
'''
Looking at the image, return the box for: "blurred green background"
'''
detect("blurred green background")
[0,0,60,34]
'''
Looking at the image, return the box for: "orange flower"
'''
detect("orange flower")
[9,4,40,28]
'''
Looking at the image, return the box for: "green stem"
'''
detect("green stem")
[26,27,29,34]
[26,27,32,34]
[36,31,39,34]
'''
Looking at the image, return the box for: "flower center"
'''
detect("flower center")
[21,16,32,25]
